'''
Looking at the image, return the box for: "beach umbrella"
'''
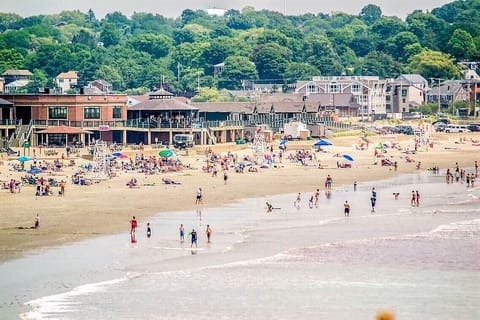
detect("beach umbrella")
[280,139,288,145]
[112,152,123,157]
[343,154,354,162]
[376,142,383,149]
[159,149,173,158]
[314,139,333,147]
[27,168,43,174]
[117,154,128,159]
[17,156,31,162]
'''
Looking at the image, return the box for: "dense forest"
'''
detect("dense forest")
[0,0,479,96]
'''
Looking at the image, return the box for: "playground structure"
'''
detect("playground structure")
[252,128,269,163]
[90,141,111,179]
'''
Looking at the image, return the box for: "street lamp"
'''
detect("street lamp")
[430,78,444,115]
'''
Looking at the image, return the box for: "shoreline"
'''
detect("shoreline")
[1,132,479,263]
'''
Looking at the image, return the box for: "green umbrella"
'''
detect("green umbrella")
[376,142,383,149]
[159,149,173,158]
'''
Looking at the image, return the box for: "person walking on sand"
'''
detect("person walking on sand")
[223,171,228,185]
[195,188,203,205]
[179,224,185,242]
[190,228,198,248]
[130,216,138,235]
[34,214,40,229]
[344,201,350,217]
[206,224,212,243]
[415,190,420,207]
[325,175,333,190]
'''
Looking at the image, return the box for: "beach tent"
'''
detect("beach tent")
[314,139,333,147]
[17,156,31,162]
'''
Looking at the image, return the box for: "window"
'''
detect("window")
[112,106,122,119]
[307,83,317,94]
[84,106,100,119]
[329,82,340,93]
[402,98,406,103]
[351,83,360,93]
[48,106,67,119]
[402,88,407,96]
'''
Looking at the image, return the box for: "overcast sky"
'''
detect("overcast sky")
[0,0,453,19]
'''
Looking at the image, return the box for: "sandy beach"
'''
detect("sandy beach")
[1,131,479,262]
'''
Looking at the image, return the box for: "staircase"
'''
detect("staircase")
[10,125,30,147]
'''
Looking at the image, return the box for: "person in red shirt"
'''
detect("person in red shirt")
[130,216,138,235]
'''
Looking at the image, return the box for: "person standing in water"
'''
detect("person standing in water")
[190,228,198,248]
[130,216,138,235]
[206,224,212,243]
[146,223,151,238]
[179,224,185,243]
[344,201,350,217]
[370,187,377,212]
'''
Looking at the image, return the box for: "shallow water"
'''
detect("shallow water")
[1,171,479,319]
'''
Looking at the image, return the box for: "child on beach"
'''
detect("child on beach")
[146,223,151,238]
[34,214,40,229]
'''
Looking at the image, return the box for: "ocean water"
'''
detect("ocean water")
[0,171,479,319]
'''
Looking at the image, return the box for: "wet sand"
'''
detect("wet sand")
[0,132,479,262]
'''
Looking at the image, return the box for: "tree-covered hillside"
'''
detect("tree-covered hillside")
[0,0,479,94]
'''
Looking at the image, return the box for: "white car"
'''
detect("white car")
[444,125,470,133]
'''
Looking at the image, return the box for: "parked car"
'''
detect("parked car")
[433,122,447,132]
[395,125,414,135]
[467,123,480,132]
[432,118,450,125]
[444,124,470,133]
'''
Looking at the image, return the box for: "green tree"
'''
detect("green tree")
[447,29,476,60]
[386,31,421,61]
[406,50,461,79]
[0,49,25,73]
[302,35,343,75]
[253,43,291,81]
[72,29,97,48]
[191,87,221,102]
[0,13,22,32]
[128,33,172,58]
[283,62,320,82]
[94,64,124,90]
[218,56,258,89]
[359,4,382,25]
[99,23,120,47]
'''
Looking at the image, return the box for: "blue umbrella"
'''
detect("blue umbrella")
[314,139,333,147]
[17,156,31,162]
[280,139,288,145]
[112,152,123,157]
[343,154,354,162]
[27,168,43,174]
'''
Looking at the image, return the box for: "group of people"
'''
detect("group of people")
[130,217,213,248]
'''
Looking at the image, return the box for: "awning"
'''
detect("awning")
[36,125,92,134]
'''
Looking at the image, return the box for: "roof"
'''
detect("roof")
[90,79,112,86]
[2,69,33,76]
[0,98,13,106]
[306,93,358,107]
[5,79,30,87]
[56,71,78,79]
[128,97,199,111]
[36,125,92,134]
[396,74,428,85]
[149,87,174,97]
[194,102,255,113]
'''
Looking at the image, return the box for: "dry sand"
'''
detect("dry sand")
[1,132,479,262]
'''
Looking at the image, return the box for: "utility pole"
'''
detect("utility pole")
[430,78,443,115]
